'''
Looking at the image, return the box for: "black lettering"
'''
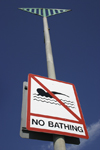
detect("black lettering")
[48,121,54,127]
[72,125,78,131]
[39,120,45,126]
[78,126,83,132]
[69,125,72,130]
[64,124,69,129]
[59,123,63,129]
[32,119,38,125]
[54,122,60,128]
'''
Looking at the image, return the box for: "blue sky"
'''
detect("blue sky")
[0,0,100,150]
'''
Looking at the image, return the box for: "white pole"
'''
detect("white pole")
[43,16,66,150]
[43,17,56,79]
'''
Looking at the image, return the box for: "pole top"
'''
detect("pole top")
[18,8,71,17]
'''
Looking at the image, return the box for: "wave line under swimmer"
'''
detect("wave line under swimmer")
[37,88,69,98]
[32,94,75,109]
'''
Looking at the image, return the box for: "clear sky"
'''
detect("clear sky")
[0,0,100,150]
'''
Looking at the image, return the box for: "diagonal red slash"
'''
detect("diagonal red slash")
[33,76,82,123]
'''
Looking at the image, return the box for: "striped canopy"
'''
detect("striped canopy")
[18,8,71,17]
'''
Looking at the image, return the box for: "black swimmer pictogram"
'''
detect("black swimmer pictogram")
[37,88,69,98]
[33,88,75,108]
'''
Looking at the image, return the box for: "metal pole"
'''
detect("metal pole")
[43,17,56,79]
[43,16,66,150]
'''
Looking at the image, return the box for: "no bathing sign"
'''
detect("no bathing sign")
[26,74,89,139]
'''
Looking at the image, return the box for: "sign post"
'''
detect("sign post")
[42,12,66,150]
[43,16,56,79]
[19,8,88,150]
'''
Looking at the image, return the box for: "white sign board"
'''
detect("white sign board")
[26,74,89,139]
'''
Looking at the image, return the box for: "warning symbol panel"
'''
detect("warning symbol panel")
[26,74,89,139]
